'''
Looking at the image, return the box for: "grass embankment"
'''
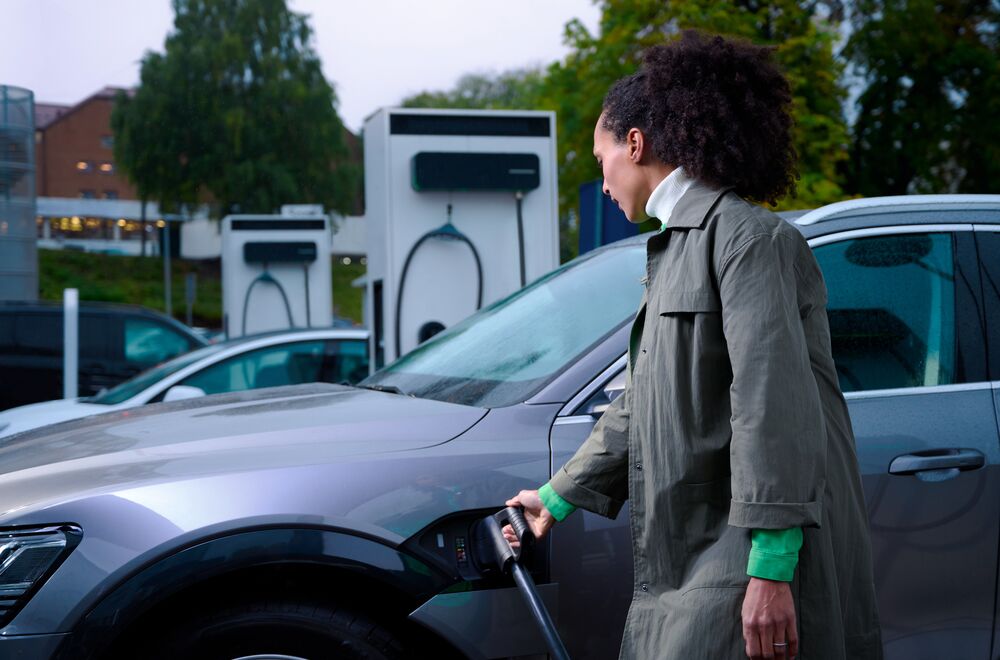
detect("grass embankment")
[38,248,365,328]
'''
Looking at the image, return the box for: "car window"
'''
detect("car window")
[363,245,646,408]
[813,232,956,392]
[124,318,193,366]
[80,313,116,361]
[12,313,61,357]
[975,229,1000,380]
[85,343,228,405]
[324,339,369,384]
[180,340,326,395]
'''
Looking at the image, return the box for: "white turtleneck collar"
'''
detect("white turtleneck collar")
[644,166,696,230]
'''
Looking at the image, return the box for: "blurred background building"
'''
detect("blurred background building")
[30,86,365,259]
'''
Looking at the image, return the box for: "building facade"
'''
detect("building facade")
[35,87,136,201]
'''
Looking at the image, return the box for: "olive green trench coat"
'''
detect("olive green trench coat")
[550,180,882,659]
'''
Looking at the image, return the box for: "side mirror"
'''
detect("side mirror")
[583,370,626,418]
[162,385,207,403]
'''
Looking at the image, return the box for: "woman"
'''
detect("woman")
[506,31,881,659]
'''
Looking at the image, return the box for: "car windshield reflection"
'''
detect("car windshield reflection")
[362,245,646,408]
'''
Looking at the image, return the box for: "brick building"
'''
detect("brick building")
[35,87,137,201]
[33,87,365,257]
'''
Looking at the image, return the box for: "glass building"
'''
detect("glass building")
[0,85,36,300]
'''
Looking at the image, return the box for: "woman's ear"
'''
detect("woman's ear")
[626,127,645,163]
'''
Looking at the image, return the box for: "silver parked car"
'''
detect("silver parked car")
[0,195,997,659]
[0,328,370,439]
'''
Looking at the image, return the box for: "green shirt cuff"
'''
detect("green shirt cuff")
[539,482,577,522]
[747,527,802,582]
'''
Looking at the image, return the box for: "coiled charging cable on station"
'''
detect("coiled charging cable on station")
[241,264,296,336]
[395,203,483,357]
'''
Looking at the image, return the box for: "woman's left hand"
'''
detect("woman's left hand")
[741,577,798,659]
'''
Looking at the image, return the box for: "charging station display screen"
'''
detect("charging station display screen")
[363,245,646,408]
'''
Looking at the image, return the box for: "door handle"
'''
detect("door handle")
[889,448,985,475]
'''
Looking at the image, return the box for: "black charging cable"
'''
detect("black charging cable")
[515,190,526,288]
[395,204,483,358]
[302,263,311,328]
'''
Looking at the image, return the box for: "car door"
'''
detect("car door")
[0,311,61,407]
[971,224,1000,656]
[549,356,633,660]
[811,225,998,660]
[79,312,120,395]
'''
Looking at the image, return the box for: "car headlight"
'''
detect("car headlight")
[0,525,81,627]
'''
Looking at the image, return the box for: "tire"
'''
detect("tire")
[136,597,410,660]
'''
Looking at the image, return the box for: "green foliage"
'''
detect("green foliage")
[543,1,851,217]
[402,68,547,110]
[38,250,224,327]
[38,250,365,328]
[112,0,358,215]
[844,0,1000,194]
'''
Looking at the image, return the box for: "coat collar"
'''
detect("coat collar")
[663,179,734,230]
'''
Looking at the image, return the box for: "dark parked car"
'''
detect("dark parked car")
[0,301,206,410]
[0,195,998,659]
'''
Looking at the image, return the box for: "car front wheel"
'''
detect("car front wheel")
[137,597,409,660]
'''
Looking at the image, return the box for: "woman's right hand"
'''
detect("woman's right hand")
[502,489,556,548]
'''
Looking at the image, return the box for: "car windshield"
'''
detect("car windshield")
[362,244,646,407]
[85,343,227,405]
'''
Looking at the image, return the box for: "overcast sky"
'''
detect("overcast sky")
[0,0,601,132]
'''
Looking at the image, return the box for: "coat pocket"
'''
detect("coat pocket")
[655,288,721,315]
[679,476,732,554]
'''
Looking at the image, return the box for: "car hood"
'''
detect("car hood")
[0,383,487,519]
[0,398,112,439]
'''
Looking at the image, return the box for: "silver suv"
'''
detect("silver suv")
[1,195,998,660]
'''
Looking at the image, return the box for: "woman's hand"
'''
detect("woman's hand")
[742,577,798,659]
[502,489,556,548]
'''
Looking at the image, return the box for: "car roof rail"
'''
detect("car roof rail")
[795,194,1000,226]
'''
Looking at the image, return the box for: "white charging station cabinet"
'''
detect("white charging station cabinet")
[363,108,559,369]
[221,214,332,339]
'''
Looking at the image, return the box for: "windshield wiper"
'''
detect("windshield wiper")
[357,383,409,396]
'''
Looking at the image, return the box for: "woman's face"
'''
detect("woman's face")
[593,114,649,223]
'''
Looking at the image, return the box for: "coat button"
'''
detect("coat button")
[641,348,647,354]
[635,463,642,470]
[640,583,648,592]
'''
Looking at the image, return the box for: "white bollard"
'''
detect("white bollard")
[63,288,78,399]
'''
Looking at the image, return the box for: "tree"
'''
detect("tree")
[402,67,547,110]
[542,0,851,224]
[112,0,358,215]
[844,0,1000,194]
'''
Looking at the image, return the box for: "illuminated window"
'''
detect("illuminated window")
[76,161,92,172]
[99,162,115,174]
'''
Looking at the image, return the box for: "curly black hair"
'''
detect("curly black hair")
[601,31,797,205]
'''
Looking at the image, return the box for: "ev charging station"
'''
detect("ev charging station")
[221,213,332,339]
[363,108,559,369]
